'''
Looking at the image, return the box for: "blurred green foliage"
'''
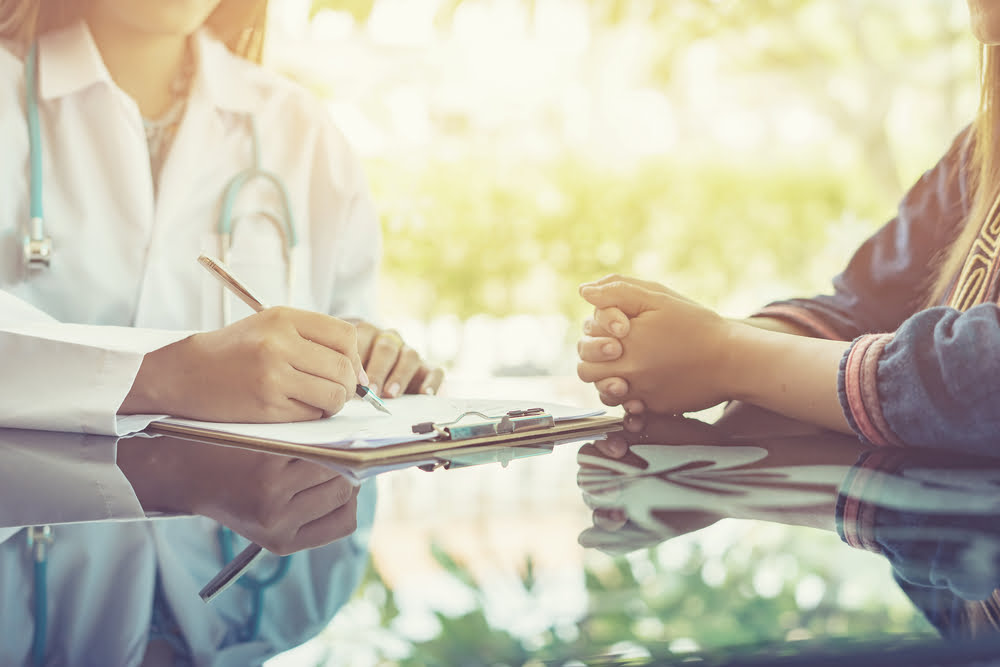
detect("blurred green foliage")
[345,530,932,665]
[304,0,972,321]
[372,157,888,320]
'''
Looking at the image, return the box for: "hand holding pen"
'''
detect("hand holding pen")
[192,254,389,601]
[125,255,389,422]
[198,254,390,415]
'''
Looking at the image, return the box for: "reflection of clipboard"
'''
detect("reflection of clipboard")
[147,412,622,469]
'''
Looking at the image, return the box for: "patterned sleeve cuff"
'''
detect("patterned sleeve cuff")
[835,449,907,554]
[752,304,844,340]
[837,333,905,447]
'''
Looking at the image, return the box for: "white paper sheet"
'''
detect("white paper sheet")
[144,395,605,449]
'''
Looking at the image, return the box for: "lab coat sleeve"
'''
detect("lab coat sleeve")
[0,291,192,435]
[0,429,146,532]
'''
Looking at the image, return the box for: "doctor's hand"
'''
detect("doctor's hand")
[576,276,737,415]
[351,319,444,398]
[121,307,365,422]
[117,436,359,555]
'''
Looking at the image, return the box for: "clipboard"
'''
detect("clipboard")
[146,413,622,469]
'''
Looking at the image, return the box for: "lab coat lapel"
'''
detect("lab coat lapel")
[152,88,227,240]
[155,30,258,226]
[131,35,238,329]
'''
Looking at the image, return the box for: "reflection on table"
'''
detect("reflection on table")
[577,404,1000,646]
[5,397,1000,665]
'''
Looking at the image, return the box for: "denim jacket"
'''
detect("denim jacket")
[757,128,1000,455]
[836,447,1000,638]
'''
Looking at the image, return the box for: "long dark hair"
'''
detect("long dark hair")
[0,0,269,63]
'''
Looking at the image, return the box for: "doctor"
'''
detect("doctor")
[0,0,441,664]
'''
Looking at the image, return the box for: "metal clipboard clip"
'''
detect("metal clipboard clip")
[411,407,555,441]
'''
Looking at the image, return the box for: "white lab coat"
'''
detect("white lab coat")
[0,21,380,665]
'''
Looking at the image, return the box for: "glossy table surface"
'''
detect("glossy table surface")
[303,399,1000,666]
[4,393,1000,666]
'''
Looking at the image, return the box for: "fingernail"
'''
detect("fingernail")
[423,386,436,395]
[610,322,625,337]
[359,368,370,386]
[387,382,401,398]
[602,342,617,356]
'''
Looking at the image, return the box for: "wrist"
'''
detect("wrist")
[119,335,195,415]
[116,437,193,514]
[718,319,772,404]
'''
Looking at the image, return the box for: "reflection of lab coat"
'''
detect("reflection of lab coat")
[0,20,380,665]
[0,430,376,665]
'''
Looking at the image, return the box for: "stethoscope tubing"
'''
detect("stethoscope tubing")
[21,38,303,661]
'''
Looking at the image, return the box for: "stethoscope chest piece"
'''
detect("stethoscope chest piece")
[23,217,52,270]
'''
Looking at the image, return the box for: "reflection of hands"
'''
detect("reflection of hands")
[352,320,444,398]
[577,413,849,554]
[118,436,359,556]
[579,414,732,554]
[576,275,733,415]
[577,437,725,555]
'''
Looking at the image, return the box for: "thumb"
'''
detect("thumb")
[579,281,656,317]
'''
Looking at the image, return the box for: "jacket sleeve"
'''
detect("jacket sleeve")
[754,129,972,340]
[839,304,1000,453]
[836,448,1000,638]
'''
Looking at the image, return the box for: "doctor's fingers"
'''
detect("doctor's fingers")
[578,335,623,363]
[352,319,380,362]
[270,308,364,382]
[363,330,406,397]
[408,364,444,396]
[253,485,359,556]
[287,473,358,518]
[382,345,423,399]
[291,492,360,554]
[285,367,351,418]
[284,457,351,490]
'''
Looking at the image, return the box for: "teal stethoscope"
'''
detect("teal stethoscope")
[22,41,300,316]
[23,41,298,664]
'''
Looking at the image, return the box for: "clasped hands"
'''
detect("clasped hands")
[576,274,740,422]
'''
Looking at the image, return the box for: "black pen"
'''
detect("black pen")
[196,253,389,602]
